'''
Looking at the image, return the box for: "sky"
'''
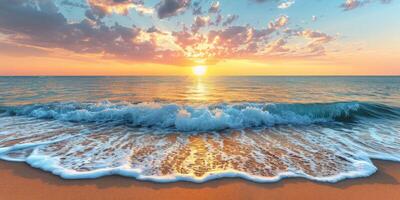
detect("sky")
[0,0,399,76]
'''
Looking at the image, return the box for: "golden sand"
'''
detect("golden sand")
[0,160,399,200]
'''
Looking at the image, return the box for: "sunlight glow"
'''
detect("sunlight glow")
[192,66,207,76]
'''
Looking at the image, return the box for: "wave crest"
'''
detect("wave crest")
[2,101,399,132]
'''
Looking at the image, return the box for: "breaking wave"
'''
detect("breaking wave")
[2,101,399,132]
[1,101,400,183]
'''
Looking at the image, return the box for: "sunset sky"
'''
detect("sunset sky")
[0,0,399,76]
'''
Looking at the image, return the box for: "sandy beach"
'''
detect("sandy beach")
[0,160,398,200]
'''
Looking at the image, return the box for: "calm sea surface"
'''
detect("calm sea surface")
[0,76,399,182]
[1,76,400,106]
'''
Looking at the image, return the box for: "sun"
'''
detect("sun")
[192,66,207,76]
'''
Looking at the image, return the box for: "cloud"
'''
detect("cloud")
[268,15,289,31]
[60,0,88,9]
[208,26,258,58]
[174,22,278,61]
[300,30,332,40]
[0,42,49,57]
[0,0,187,64]
[293,29,334,56]
[214,14,223,25]
[278,0,295,9]
[268,38,289,53]
[341,0,392,11]
[192,2,203,15]
[156,0,191,19]
[192,15,211,32]
[86,0,153,18]
[0,0,337,66]
[341,0,363,10]
[208,1,220,13]
[222,14,239,26]
[312,15,317,22]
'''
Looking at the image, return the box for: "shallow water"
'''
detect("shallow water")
[0,76,400,182]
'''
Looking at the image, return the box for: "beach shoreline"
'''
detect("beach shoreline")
[0,160,399,200]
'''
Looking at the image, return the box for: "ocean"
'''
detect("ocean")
[0,76,399,183]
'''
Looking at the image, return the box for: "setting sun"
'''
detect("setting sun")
[192,66,207,76]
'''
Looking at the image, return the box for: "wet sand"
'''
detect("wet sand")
[0,160,399,200]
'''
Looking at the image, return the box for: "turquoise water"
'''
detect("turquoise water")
[0,76,400,182]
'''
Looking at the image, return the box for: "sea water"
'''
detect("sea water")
[0,76,399,183]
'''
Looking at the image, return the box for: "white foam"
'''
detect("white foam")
[0,101,400,183]
[22,153,377,183]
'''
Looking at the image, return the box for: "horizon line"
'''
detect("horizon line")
[1,75,400,77]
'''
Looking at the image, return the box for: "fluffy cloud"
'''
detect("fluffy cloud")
[0,0,338,65]
[192,1,203,15]
[268,38,289,53]
[341,0,392,11]
[156,0,191,19]
[0,0,186,64]
[86,0,153,18]
[192,15,211,32]
[268,15,289,31]
[283,29,334,56]
[222,15,239,26]
[208,1,220,13]
[278,0,295,9]
[214,14,223,25]
[341,0,363,10]
[170,13,333,62]
[251,0,391,11]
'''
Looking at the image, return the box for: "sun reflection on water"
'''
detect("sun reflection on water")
[186,77,210,103]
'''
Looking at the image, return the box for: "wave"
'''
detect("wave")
[1,101,399,132]
[1,101,400,183]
